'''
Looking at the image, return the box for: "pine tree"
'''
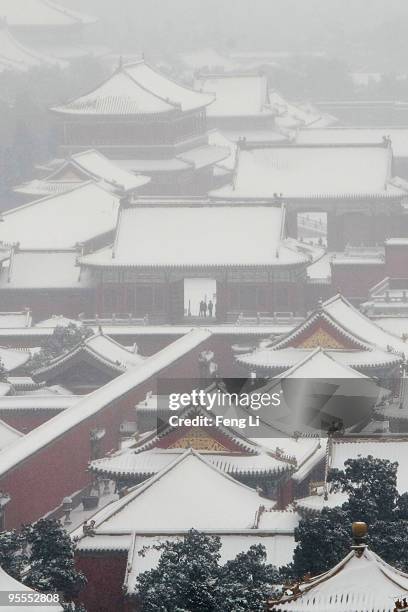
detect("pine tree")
[285,456,408,580]
[0,528,26,580]
[22,519,87,602]
[217,543,280,612]
[27,324,93,371]
[136,530,278,612]
[0,358,8,383]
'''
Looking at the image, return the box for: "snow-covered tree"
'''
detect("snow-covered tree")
[22,519,86,602]
[285,456,408,580]
[329,454,399,523]
[27,324,93,371]
[217,543,280,612]
[0,528,26,580]
[0,358,8,383]
[136,530,278,612]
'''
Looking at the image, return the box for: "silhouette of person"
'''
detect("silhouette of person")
[208,300,214,317]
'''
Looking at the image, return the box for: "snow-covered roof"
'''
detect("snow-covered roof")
[0,182,120,249]
[0,329,211,478]
[237,295,407,371]
[0,311,31,328]
[76,449,266,532]
[0,346,30,371]
[0,24,66,71]
[237,346,400,372]
[35,315,82,328]
[208,129,237,171]
[180,48,238,72]
[279,347,369,380]
[211,143,406,200]
[268,545,408,611]
[52,60,214,116]
[276,295,405,353]
[14,150,150,197]
[0,565,63,611]
[195,73,274,118]
[33,332,145,378]
[90,447,291,480]
[295,127,408,158]
[0,418,22,450]
[115,143,230,174]
[80,204,308,268]
[269,91,338,129]
[0,0,96,28]
[323,294,408,355]
[0,249,93,289]
[295,490,347,515]
[0,395,78,411]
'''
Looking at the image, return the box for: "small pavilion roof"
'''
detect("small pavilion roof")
[0,564,62,611]
[0,182,120,250]
[77,449,267,532]
[268,544,408,611]
[194,73,274,118]
[0,0,97,28]
[14,150,150,197]
[211,142,408,200]
[52,60,214,116]
[79,204,308,269]
[33,332,145,381]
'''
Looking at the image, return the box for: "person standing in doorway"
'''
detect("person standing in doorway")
[208,300,214,318]
[202,300,207,318]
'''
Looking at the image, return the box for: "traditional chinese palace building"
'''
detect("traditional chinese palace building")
[51,60,230,194]
[193,73,283,142]
[79,201,310,322]
[212,139,408,250]
[237,294,405,380]
[89,401,297,497]
[0,0,98,60]
[74,448,298,612]
[32,332,145,394]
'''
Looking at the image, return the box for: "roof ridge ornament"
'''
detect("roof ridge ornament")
[351,521,368,557]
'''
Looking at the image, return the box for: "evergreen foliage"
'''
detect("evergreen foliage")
[136,530,279,612]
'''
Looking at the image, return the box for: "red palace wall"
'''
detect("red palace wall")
[76,554,128,612]
[0,335,241,529]
[0,290,94,323]
[385,243,408,277]
[0,410,63,433]
[331,262,385,303]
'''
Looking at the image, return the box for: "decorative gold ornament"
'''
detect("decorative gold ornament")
[169,429,229,451]
[297,326,345,349]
